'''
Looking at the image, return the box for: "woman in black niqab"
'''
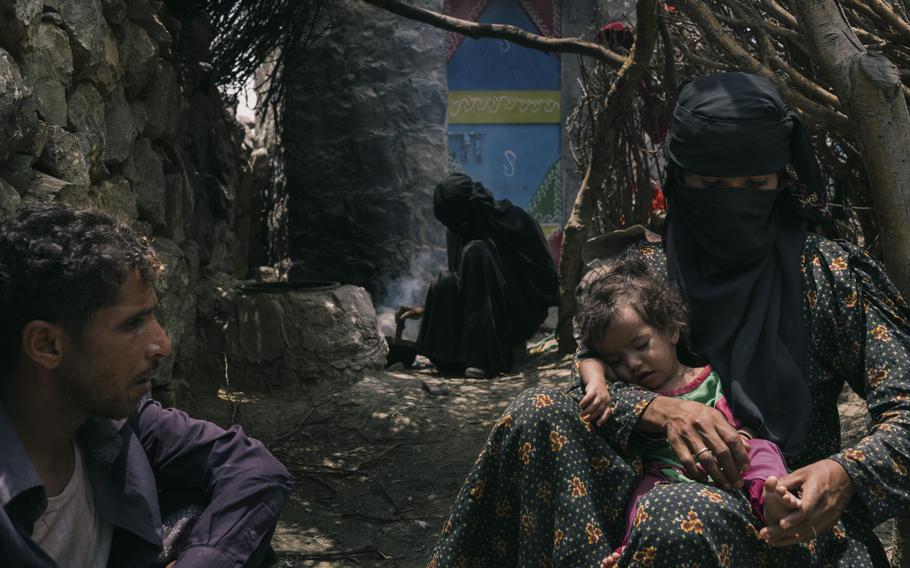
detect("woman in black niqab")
[415,174,558,377]
[663,72,827,456]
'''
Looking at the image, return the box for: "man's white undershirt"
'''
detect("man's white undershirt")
[31,441,113,568]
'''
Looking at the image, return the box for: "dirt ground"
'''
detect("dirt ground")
[183,348,895,567]
[183,346,570,567]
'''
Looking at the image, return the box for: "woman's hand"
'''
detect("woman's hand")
[641,397,751,488]
[760,459,853,546]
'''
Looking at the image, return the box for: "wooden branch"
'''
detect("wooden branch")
[867,0,910,43]
[760,0,799,28]
[358,0,627,68]
[714,13,802,43]
[722,1,837,107]
[679,0,849,132]
[556,0,660,351]
[792,0,910,296]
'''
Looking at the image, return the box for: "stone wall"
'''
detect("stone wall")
[0,0,258,405]
[278,0,448,302]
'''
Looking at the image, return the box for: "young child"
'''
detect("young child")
[573,260,800,568]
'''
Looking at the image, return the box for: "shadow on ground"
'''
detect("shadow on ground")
[185,349,572,567]
[184,352,895,567]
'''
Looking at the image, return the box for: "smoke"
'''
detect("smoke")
[376,248,441,341]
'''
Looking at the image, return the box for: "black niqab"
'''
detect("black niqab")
[664,72,821,455]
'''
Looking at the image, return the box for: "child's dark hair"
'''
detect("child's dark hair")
[575,259,688,348]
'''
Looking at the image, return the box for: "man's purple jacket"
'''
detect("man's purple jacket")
[0,397,292,567]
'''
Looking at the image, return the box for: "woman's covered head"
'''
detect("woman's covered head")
[663,71,825,210]
[433,174,500,238]
[666,72,793,178]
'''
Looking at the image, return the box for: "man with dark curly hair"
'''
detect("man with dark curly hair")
[0,203,291,567]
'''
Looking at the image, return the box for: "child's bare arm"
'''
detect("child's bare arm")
[578,357,613,426]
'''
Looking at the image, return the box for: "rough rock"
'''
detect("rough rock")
[38,125,90,186]
[281,0,447,298]
[87,25,120,95]
[57,174,138,224]
[123,137,164,225]
[18,117,47,157]
[0,152,36,192]
[23,20,72,126]
[225,284,389,392]
[151,236,196,408]
[0,0,41,55]
[100,0,126,25]
[59,0,107,78]
[67,81,106,166]
[25,170,73,201]
[103,85,135,164]
[164,171,185,242]
[0,177,21,215]
[0,48,32,161]
[119,22,157,97]
[143,61,180,139]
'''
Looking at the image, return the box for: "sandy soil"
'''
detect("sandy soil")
[184,351,895,567]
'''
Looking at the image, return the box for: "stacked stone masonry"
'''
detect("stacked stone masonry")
[0,0,260,406]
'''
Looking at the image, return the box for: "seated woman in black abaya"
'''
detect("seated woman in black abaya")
[400,174,558,379]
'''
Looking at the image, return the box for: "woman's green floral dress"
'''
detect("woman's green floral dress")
[428,233,909,567]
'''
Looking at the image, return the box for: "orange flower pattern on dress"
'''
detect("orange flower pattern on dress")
[872,324,891,342]
[441,518,452,535]
[631,546,656,565]
[426,555,437,568]
[585,522,601,544]
[553,528,564,550]
[570,476,587,497]
[496,414,513,429]
[592,456,611,475]
[632,504,649,527]
[679,511,704,534]
[844,449,865,462]
[550,430,567,452]
[830,257,848,271]
[698,488,724,503]
[893,459,908,476]
[868,367,889,388]
[718,544,731,567]
[495,500,512,518]
[535,393,553,408]
[845,289,858,308]
[521,514,536,536]
[492,539,507,558]
[468,480,485,500]
[807,289,817,308]
[519,442,534,465]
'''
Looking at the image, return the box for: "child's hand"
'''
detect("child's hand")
[579,377,613,427]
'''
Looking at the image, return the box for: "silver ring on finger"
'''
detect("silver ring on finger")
[809,525,818,540]
[694,447,713,460]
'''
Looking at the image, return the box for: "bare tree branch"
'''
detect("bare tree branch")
[556,0,660,351]
[358,0,627,68]
[867,0,910,43]
[679,0,849,132]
